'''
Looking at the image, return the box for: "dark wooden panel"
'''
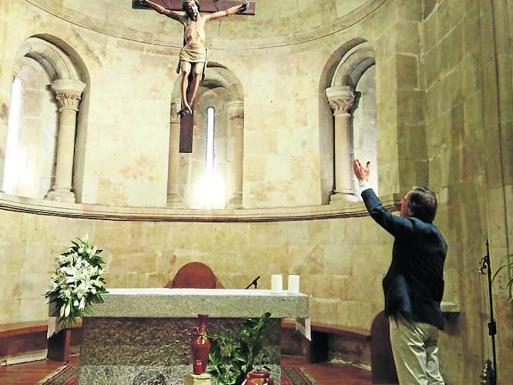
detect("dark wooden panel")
[47,329,71,362]
[281,320,371,340]
[132,0,256,15]
[133,0,167,8]
[281,320,372,365]
[0,357,76,385]
[169,262,217,288]
[0,333,47,357]
[0,321,83,363]
[0,321,47,338]
[179,111,194,153]
[307,331,330,364]
[371,311,398,384]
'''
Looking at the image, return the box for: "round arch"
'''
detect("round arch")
[5,35,88,203]
[332,43,375,88]
[319,40,377,203]
[15,37,81,82]
[168,64,245,209]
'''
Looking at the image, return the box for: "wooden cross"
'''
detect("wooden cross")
[133,0,254,152]
[132,0,255,15]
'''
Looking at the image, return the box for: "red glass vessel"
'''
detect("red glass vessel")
[191,314,210,375]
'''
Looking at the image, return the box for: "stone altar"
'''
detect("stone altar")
[78,288,309,385]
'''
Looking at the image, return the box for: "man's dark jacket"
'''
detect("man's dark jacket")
[361,188,447,329]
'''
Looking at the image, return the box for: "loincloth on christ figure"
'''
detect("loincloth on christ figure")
[176,47,208,79]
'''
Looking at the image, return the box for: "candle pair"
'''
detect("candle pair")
[271,274,300,294]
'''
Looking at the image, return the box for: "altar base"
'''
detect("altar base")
[76,289,308,385]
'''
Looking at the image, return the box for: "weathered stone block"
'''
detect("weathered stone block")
[396,0,422,22]
[0,297,20,324]
[396,21,420,54]
[435,0,451,39]
[446,24,464,70]
[324,244,352,275]
[396,54,419,89]
[422,0,438,21]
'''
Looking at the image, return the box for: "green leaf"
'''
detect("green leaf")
[207,312,272,385]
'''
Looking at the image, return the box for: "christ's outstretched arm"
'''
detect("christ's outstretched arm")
[206,0,249,21]
[145,0,183,22]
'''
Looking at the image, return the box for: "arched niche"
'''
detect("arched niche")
[167,64,244,209]
[320,40,377,203]
[3,35,89,202]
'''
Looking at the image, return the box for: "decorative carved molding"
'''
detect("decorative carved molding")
[54,92,82,111]
[326,86,355,116]
[52,79,86,112]
[227,100,244,126]
[0,193,401,223]
[24,0,387,50]
[328,97,354,115]
[229,112,244,125]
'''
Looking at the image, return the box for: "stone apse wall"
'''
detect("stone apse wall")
[420,0,513,383]
[0,0,512,384]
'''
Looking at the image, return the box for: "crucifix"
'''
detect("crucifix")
[133,0,255,152]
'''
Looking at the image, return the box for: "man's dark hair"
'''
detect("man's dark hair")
[407,186,438,223]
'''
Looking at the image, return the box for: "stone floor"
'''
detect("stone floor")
[0,355,397,385]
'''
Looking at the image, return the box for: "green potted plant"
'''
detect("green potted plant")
[207,312,272,385]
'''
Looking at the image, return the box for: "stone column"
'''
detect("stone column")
[167,100,183,207]
[226,101,244,208]
[0,89,9,193]
[46,79,85,203]
[326,85,355,200]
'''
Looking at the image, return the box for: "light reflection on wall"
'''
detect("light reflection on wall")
[2,77,24,194]
[193,106,225,209]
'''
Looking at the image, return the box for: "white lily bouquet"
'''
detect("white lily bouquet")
[45,235,108,328]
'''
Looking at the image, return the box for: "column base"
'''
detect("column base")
[167,194,185,208]
[46,188,76,203]
[329,191,357,203]
[228,192,242,209]
[184,373,212,385]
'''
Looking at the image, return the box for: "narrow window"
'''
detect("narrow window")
[206,106,215,177]
[194,106,225,208]
[3,77,23,193]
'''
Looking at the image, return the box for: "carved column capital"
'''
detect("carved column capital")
[326,85,355,116]
[229,111,244,125]
[51,79,85,112]
[226,101,244,125]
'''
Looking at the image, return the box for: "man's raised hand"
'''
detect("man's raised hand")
[353,159,370,182]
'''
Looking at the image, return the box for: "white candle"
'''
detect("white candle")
[288,275,300,294]
[271,274,283,293]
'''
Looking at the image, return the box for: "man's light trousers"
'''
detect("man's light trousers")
[389,315,445,385]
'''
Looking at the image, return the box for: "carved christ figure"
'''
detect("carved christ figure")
[145,0,248,115]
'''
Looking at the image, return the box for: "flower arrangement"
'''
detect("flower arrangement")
[45,235,108,328]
